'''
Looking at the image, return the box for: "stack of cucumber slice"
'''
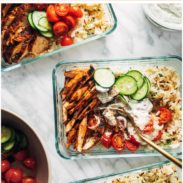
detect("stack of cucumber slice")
[1,126,28,155]
[28,11,53,38]
[115,70,151,101]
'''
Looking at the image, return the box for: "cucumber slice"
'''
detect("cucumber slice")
[28,12,36,29]
[94,68,115,88]
[131,79,148,100]
[39,31,53,38]
[119,95,128,105]
[1,126,12,144]
[3,140,15,152]
[32,11,48,32]
[39,17,52,31]
[127,70,144,88]
[144,76,151,96]
[115,75,138,95]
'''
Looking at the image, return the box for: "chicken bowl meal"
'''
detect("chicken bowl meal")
[53,57,181,158]
[1,3,116,70]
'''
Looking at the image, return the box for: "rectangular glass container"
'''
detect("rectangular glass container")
[52,56,182,160]
[71,160,182,183]
[1,4,117,72]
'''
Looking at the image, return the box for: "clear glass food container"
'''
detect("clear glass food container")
[52,56,182,160]
[1,4,117,72]
[71,160,182,183]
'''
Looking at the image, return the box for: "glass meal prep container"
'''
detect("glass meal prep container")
[52,56,182,160]
[1,4,117,72]
[71,160,182,183]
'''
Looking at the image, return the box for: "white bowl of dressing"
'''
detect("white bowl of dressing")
[143,4,182,31]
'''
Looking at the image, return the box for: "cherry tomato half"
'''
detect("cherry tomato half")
[55,4,70,17]
[158,107,172,124]
[153,131,163,141]
[1,160,10,173]
[126,140,139,151]
[64,15,76,29]
[143,119,154,133]
[53,21,68,37]
[69,7,83,18]
[47,5,60,23]
[60,36,73,46]
[111,133,125,152]
[129,135,140,147]
[33,4,48,10]
[100,130,113,149]
[13,149,28,161]
[5,168,23,183]
[22,177,37,183]
[23,157,36,170]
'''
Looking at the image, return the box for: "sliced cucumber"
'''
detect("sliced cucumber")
[1,126,12,144]
[127,70,144,88]
[94,68,115,88]
[144,76,151,96]
[119,95,128,105]
[28,12,36,29]
[39,31,53,38]
[39,17,52,31]
[115,75,138,95]
[131,79,148,100]
[32,11,48,32]
[3,140,15,152]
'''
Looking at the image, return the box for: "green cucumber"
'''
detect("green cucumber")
[144,76,151,96]
[119,95,128,105]
[127,70,144,88]
[94,68,115,88]
[39,17,52,31]
[115,75,138,95]
[1,126,12,144]
[131,79,148,100]
[32,11,48,32]
[3,140,15,152]
[28,12,36,29]
[39,31,53,38]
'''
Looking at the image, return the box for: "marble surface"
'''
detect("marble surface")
[1,4,182,183]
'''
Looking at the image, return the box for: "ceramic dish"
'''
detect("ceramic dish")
[1,4,117,72]
[53,56,182,160]
[1,109,51,183]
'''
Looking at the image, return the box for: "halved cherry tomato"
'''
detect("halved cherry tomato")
[126,140,139,151]
[22,177,37,183]
[111,133,125,152]
[129,135,140,147]
[1,160,10,173]
[33,4,48,10]
[143,119,154,133]
[64,15,76,29]
[69,7,83,18]
[47,5,60,23]
[60,36,73,46]
[5,168,23,183]
[13,149,28,161]
[100,130,113,149]
[53,21,68,37]
[158,107,172,124]
[23,157,36,170]
[153,131,163,141]
[55,4,70,17]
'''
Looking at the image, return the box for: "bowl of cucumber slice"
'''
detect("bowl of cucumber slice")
[1,109,51,183]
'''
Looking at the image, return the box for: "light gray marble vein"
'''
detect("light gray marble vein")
[1,4,181,183]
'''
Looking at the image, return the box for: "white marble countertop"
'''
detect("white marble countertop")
[2,4,182,183]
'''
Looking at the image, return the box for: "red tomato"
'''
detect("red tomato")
[1,160,10,173]
[53,21,68,37]
[33,4,48,10]
[153,131,163,141]
[5,168,23,183]
[60,36,73,46]
[1,180,6,183]
[47,5,60,23]
[158,107,172,124]
[14,150,28,161]
[64,15,76,29]
[69,7,83,18]
[55,4,70,17]
[143,119,154,133]
[100,130,113,149]
[111,133,125,152]
[22,177,37,183]
[23,157,36,170]
[129,135,140,147]
[126,141,139,151]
